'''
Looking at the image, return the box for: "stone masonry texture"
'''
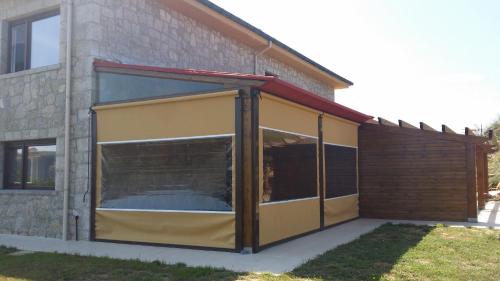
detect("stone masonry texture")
[0,0,338,240]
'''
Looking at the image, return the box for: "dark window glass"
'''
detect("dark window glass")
[5,147,23,187]
[26,145,56,188]
[262,129,317,203]
[8,11,59,73]
[4,141,56,190]
[325,145,358,198]
[30,15,60,68]
[97,72,227,103]
[100,137,233,211]
[10,23,28,72]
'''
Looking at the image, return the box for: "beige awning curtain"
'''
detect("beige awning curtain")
[93,91,238,249]
[257,93,359,246]
[93,91,237,143]
[258,93,320,246]
[95,210,236,249]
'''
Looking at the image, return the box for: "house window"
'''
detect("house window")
[8,10,60,73]
[324,144,358,198]
[99,137,233,212]
[262,129,318,203]
[3,140,56,190]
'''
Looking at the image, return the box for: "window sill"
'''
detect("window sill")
[0,64,61,80]
[0,189,57,196]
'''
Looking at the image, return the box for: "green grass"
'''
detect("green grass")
[1,224,499,281]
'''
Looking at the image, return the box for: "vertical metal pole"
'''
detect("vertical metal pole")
[62,0,73,240]
[250,88,260,253]
[318,114,324,229]
[234,92,244,252]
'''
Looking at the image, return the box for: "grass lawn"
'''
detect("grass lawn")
[0,224,499,281]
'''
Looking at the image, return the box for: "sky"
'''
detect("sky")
[211,0,500,133]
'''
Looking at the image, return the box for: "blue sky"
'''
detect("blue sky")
[211,0,500,133]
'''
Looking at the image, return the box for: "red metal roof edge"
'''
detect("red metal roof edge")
[259,79,373,123]
[93,60,373,123]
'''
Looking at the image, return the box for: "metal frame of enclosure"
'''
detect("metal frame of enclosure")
[90,60,372,252]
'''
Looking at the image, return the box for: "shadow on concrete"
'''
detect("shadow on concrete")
[287,223,431,281]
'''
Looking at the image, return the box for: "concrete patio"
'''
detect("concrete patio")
[1,201,498,274]
[1,219,384,273]
[388,200,500,230]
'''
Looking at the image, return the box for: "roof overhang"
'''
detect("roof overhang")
[258,79,371,123]
[94,60,372,123]
[161,0,353,89]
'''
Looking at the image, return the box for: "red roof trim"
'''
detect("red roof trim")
[259,79,373,123]
[93,60,373,123]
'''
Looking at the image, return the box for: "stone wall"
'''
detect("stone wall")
[66,0,98,241]
[0,190,62,237]
[0,0,91,240]
[92,0,335,99]
[0,0,339,241]
[0,0,66,239]
[257,55,335,100]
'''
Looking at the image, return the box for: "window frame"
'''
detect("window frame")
[3,139,56,190]
[7,9,60,73]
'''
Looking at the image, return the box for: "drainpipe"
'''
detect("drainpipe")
[254,41,272,74]
[62,0,73,241]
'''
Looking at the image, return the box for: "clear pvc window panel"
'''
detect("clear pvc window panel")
[262,129,317,203]
[100,137,233,211]
[97,72,227,103]
[325,145,358,198]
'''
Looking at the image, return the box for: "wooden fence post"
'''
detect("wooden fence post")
[476,149,486,210]
[466,144,478,221]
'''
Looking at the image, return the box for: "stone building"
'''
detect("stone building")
[0,0,363,251]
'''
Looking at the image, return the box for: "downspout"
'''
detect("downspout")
[62,0,73,241]
[253,41,272,74]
